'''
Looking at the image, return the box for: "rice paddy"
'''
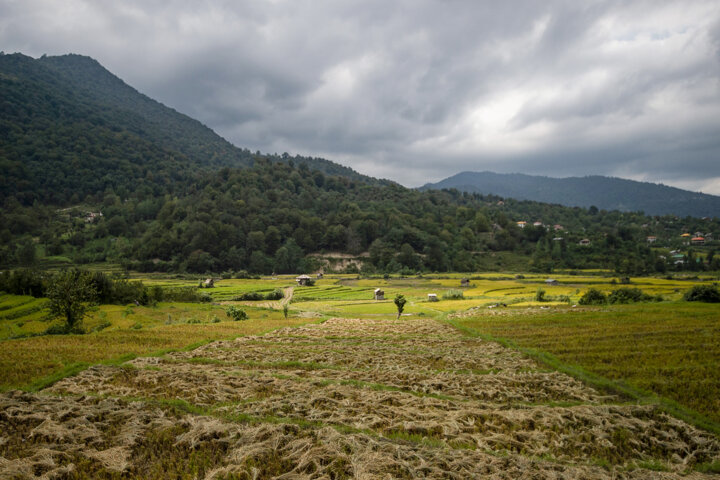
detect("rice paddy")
[1,272,719,478]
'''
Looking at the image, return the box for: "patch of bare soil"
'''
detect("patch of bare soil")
[3,317,719,478]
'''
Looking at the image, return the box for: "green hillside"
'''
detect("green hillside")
[1,53,718,275]
[0,53,380,206]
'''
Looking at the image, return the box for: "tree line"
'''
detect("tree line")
[1,160,718,275]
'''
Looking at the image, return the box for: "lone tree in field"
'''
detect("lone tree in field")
[394,294,407,319]
[47,269,97,334]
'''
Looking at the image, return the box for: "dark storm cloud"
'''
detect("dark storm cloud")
[2,0,720,193]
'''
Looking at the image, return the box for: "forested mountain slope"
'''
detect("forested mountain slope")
[422,171,720,218]
[0,53,381,206]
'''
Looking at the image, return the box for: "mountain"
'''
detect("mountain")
[421,172,720,218]
[0,53,382,206]
[1,52,718,275]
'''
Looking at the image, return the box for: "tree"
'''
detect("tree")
[47,269,97,333]
[16,240,37,265]
[394,294,407,319]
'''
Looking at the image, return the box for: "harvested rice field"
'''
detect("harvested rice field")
[2,316,719,478]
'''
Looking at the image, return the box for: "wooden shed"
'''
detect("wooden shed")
[374,288,384,300]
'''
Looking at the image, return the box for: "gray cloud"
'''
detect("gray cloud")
[2,0,720,193]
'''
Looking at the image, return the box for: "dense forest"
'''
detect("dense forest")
[0,52,383,206]
[2,157,719,275]
[1,53,719,275]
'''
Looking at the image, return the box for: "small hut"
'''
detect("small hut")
[545,278,559,286]
[460,278,470,287]
[203,278,214,288]
[428,293,438,302]
[374,288,384,300]
[317,272,324,278]
[296,274,311,286]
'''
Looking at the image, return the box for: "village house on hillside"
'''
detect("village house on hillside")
[691,237,705,245]
[646,236,657,243]
[84,211,103,223]
[578,238,591,246]
[516,221,527,228]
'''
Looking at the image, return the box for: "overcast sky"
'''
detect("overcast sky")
[2,0,720,193]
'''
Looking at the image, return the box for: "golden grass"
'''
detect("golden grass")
[0,316,316,390]
[455,302,720,423]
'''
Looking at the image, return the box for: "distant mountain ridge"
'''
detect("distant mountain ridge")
[421,171,720,217]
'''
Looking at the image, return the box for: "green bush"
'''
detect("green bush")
[226,306,248,321]
[579,288,607,305]
[163,287,211,303]
[233,289,284,301]
[607,287,656,304]
[683,284,720,303]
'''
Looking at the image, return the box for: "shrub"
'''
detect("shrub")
[233,292,263,301]
[0,269,47,297]
[683,284,720,303]
[233,289,284,301]
[163,287,210,303]
[607,287,654,304]
[535,288,546,302]
[442,289,464,300]
[226,306,248,321]
[579,288,607,305]
[266,288,284,300]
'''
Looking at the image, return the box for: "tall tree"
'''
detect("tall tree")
[47,269,97,333]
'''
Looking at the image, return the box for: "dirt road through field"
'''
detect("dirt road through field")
[1,317,718,478]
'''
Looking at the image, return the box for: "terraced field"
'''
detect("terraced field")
[2,317,719,478]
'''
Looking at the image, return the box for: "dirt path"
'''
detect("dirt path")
[1,317,718,479]
[281,286,294,306]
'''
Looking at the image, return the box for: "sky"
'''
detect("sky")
[2,0,720,193]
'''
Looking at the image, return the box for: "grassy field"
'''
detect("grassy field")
[1,271,720,477]
[0,298,318,390]
[1,272,719,419]
[452,302,720,426]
